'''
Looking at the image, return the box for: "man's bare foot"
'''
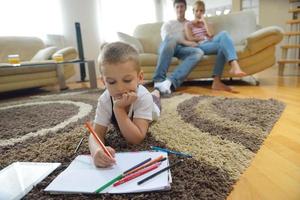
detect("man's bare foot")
[212,80,233,92]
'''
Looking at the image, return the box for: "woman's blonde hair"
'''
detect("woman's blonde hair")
[193,0,205,13]
[98,42,140,74]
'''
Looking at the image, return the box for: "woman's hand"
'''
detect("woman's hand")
[180,40,198,47]
[113,92,137,108]
[195,35,207,42]
[200,14,205,23]
[187,41,198,47]
[92,146,116,168]
[193,15,205,24]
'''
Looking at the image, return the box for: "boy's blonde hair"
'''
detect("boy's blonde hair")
[98,42,140,74]
[193,0,205,12]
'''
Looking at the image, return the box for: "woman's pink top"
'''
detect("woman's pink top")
[186,20,209,42]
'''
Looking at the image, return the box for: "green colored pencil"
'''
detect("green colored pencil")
[95,174,123,193]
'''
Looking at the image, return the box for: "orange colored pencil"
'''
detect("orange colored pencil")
[124,155,164,175]
[85,122,113,159]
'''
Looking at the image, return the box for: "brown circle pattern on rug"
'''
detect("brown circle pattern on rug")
[0,103,78,140]
[0,100,93,147]
[176,96,285,152]
[0,91,285,200]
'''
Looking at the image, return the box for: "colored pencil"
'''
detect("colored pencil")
[95,174,123,193]
[74,137,84,154]
[123,158,151,174]
[85,122,113,159]
[94,155,167,192]
[150,146,192,158]
[94,157,152,193]
[113,162,161,187]
[125,155,164,175]
[137,159,183,185]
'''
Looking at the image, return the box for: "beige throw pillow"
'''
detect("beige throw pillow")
[31,46,57,61]
[117,32,144,53]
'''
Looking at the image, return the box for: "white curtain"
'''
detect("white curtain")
[242,0,259,23]
[0,0,62,37]
[97,0,157,42]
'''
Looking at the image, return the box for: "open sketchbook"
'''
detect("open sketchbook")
[0,162,61,200]
[45,151,171,194]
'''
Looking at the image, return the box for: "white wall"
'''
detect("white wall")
[260,0,289,28]
[232,0,290,60]
[260,0,290,60]
[60,0,101,82]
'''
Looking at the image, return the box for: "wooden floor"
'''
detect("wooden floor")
[64,65,300,200]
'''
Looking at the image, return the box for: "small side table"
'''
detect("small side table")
[56,60,97,90]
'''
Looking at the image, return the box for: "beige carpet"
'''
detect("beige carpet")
[0,90,285,200]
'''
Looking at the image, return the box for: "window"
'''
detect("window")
[162,0,232,20]
[0,0,62,37]
[242,0,259,23]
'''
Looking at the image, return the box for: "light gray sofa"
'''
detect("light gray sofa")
[118,10,284,81]
[0,36,78,92]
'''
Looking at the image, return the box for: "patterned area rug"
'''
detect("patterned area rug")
[0,90,285,200]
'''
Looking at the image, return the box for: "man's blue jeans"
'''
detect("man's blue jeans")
[197,31,237,76]
[153,37,203,89]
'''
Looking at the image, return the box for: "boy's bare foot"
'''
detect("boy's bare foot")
[212,80,232,92]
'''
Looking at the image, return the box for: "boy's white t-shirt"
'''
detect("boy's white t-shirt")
[94,85,160,127]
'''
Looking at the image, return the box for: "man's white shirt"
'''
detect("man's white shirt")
[161,20,186,42]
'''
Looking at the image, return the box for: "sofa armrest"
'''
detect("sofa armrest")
[52,47,78,61]
[245,26,284,54]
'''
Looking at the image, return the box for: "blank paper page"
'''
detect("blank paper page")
[45,151,170,194]
[0,162,61,200]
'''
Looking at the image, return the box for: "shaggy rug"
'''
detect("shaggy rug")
[0,89,285,200]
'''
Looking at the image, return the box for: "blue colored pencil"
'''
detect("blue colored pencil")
[150,146,192,158]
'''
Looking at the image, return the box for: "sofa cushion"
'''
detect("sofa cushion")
[117,32,144,53]
[133,22,163,54]
[139,53,179,66]
[206,10,257,45]
[52,47,78,61]
[31,46,57,61]
[0,36,45,62]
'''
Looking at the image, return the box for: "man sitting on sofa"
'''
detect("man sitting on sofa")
[153,0,204,95]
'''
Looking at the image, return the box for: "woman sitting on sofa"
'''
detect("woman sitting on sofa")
[184,0,247,92]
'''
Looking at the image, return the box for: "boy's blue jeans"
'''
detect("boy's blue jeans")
[197,31,237,76]
[153,37,203,89]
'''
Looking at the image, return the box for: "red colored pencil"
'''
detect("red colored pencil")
[124,155,163,175]
[113,162,161,187]
[85,122,113,159]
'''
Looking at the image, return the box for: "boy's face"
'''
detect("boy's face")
[101,60,143,99]
[174,2,186,19]
[193,5,205,19]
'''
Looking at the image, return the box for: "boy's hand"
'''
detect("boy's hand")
[113,92,137,108]
[92,146,116,168]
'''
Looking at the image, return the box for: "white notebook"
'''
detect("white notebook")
[0,162,61,200]
[45,151,171,194]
